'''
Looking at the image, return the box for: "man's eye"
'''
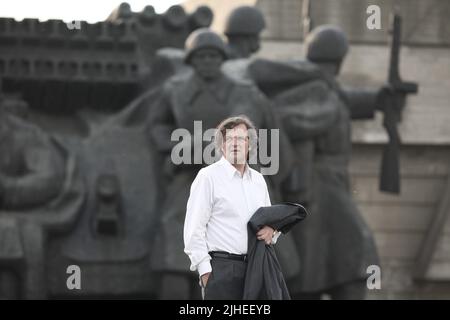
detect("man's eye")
[226,137,248,142]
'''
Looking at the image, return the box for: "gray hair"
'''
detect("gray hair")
[214,115,258,160]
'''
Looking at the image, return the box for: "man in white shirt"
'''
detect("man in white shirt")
[183,115,280,300]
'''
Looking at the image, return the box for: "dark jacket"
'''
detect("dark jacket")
[243,202,307,300]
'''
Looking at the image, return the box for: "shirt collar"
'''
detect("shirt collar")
[219,156,252,181]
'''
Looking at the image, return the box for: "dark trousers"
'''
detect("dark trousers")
[203,257,247,300]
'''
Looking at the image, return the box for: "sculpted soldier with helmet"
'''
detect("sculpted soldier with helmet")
[281,26,382,299]
[224,6,266,59]
[245,23,416,299]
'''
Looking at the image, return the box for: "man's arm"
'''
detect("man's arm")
[256,179,281,245]
[183,169,214,279]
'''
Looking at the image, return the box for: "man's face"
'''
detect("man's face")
[221,123,249,166]
[190,48,224,80]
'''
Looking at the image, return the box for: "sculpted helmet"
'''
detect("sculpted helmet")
[224,6,266,36]
[184,28,228,63]
[305,25,349,63]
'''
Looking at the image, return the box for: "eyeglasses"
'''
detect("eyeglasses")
[225,136,248,143]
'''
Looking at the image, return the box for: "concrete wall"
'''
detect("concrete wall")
[256,0,450,45]
[350,145,450,299]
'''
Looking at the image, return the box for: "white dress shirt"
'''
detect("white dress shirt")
[183,156,280,276]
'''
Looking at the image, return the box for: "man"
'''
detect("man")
[150,28,275,299]
[183,116,280,300]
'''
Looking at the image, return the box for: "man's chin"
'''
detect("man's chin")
[228,155,246,165]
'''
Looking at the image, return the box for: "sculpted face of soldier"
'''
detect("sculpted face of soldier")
[230,34,260,58]
[247,35,261,54]
[190,48,224,81]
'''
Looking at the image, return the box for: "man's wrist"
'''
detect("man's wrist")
[198,259,212,277]
[271,230,282,244]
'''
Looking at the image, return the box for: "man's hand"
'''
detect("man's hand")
[201,272,211,287]
[257,226,275,245]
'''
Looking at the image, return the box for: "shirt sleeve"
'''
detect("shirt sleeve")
[183,169,214,276]
[264,180,272,207]
[263,179,282,245]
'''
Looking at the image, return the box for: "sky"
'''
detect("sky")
[0,0,184,23]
